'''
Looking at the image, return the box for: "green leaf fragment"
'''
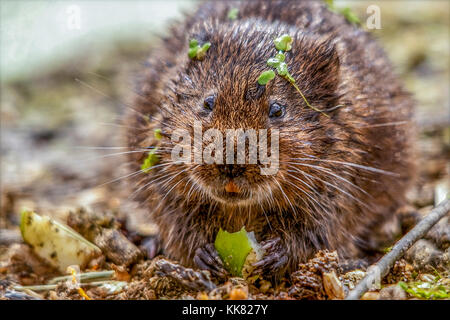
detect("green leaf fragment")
[257,70,276,85]
[189,39,198,48]
[340,7,360,25]
[188,39,211,60]
[382,246,392,253]
[274,34,293,52]
[154,128,162,140]
[188,49,196,59]
[141,148,160,173]
[276,62,289,76]
[275,52,285,62]
[214,227,253,277]
[227,8,239,20]
[260,33,330,117]
[197,42,211,60]
[323,0,360,25]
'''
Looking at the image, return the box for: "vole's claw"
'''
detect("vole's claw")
[252,237,288,274]
[261,237,282,251]
[141,236,160,259]
[194,243,228,279]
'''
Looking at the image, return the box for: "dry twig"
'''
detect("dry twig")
[346,199,450,300]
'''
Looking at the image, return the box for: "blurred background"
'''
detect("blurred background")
[1,1,449,232]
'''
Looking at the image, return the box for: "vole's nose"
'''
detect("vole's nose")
[217,164,245,178]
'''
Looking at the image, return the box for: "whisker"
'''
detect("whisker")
[288,157,397,176]
[282,161,370,196]
[287,168,370,209]
[72,146,144,150]
[271,177,297,219]
[95,161,174,189]
[77,149,157,162]
[283,177,324,211]
[97,122,149,131]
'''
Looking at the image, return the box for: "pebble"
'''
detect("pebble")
[405,239,443,271]
[361,292,380,300]
[379,285,407,300]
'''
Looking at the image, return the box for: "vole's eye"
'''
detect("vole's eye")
[203,95,215,111]
[269,102,285,118]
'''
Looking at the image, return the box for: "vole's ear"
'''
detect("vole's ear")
[290,35,340,104]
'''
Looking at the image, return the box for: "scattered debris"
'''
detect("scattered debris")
[67,209,143,267]
[288,250,340,300]
[2,244,58,285]
[342,269,366,290]
[154,258,216,292]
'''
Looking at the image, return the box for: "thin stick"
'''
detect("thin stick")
[13,279,124,292]
[346,199,450,300]
[47,270,115,284]
[13,284,57,292]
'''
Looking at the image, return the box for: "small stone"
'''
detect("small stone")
[94,229,143,267]
[405,239,442,271]
[379,285,407,300]
[426,216,449,250]
[229,288,248,300]
[361,291,380,300]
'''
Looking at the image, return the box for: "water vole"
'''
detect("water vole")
[125,0,415,279]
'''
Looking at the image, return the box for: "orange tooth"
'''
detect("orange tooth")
[225,181,240,193]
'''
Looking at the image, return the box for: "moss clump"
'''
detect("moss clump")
[398,280,449,300]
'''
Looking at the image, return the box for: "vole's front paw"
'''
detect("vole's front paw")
[252,237,288,275]
[194,243,228,279]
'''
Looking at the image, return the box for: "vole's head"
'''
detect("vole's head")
[134,19,345,209]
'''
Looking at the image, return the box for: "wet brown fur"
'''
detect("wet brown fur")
[125,0,416,277]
